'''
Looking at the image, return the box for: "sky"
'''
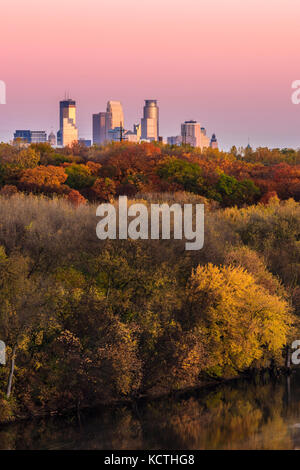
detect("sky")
[1,0,300,149]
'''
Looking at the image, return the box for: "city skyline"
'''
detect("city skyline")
[13,96,218,149]
[1,0,300,149]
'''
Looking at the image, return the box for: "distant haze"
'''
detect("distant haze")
[1,0,300,150]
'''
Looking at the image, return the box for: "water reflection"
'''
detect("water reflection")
[2,372,300,450]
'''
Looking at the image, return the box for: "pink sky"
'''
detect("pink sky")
[0,0,300,149]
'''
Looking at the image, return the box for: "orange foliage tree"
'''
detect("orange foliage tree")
[19,165,68,192]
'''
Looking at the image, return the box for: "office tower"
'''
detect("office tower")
[57,99,78,147]
[210,133,218,149]
[181,120,210,150]
[30,131,47,143]
[48,131,56,146]
[106,101,124,130]
[14,130,31,143]
[93,112,109,144]
[141,100,159,141]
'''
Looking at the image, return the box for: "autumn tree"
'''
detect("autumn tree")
[19,165,67,192]
[67,189,87,206]
[186,263,292,376]
[91,177,117,201]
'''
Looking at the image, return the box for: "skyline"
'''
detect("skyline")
[1,0,300,149]
[13,97,219,149]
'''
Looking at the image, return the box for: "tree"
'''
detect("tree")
[11,147,40,169]
[0,247,44,398]
[65,163,96,189]
[157,156,203,193]
[67,189,87,206]
[19,165,67,192]
[0,185,18,197]
[186,263,292,376]
[91,177,117,201]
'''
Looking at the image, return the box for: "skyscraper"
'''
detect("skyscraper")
[106,101,124,130]
[181,120,210,150]
[57,99,78,147]
[141,100,159,141]
[93,112,109,144]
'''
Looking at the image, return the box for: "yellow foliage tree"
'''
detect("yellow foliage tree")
[187,263,293,376]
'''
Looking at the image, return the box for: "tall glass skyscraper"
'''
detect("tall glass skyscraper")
[141,100,159,141]
[93,101,124,145]
[93,112,109,145]
[106,101,124,130]
[57,99,78,147]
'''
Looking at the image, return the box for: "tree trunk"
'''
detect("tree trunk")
[6,345,17,399]
[286,344,291,370]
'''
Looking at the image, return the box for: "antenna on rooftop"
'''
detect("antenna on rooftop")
[120,121,123,142]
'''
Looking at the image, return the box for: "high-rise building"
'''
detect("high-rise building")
[181,120,210,150]
[57,99,78,147]
[93,112,109,145]
[30,131,47,143]
[106,101,124,130]
[141,100,159,141]
[210,133,218,149]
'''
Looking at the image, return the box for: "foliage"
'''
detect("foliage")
[0,194,297,420]
[187,264,292,376]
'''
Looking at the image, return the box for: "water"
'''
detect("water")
[2,372,300,450]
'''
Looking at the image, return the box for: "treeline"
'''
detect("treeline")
[0,193,298,421]
[1,141,300,206]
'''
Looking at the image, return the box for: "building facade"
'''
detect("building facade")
[48,131,56,146]
[14,130,32,143]
[30,131,47,143]
[107,126,125,142]
[57,99,78,147]
[79,138,92,147]
[14,130,47,144]
[167,135,182,146]
[181,120,210,150]
[141,100,159,141]
[106,101,124,131]
[210,133,218,149]
[122,123,141,143]
[93,112,109,145]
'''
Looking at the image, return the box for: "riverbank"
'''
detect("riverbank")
[0,370,298,450]
[0,366,292,426]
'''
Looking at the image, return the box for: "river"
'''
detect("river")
[2,372,300,450]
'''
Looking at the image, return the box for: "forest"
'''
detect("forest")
[0,141,300,422]
[1,140,300,205]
